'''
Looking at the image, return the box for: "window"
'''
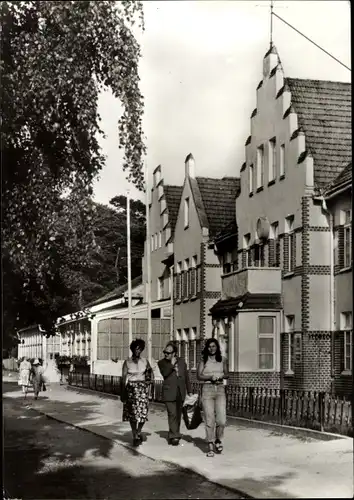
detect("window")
[168,268,172,296]
[254,244,265,267]
[191,256,197,296]
[175,329,182,357]
[285,315,295,373]
[256,145,264,189]
[222,252,232,274]
[151,235,154,252]
[270,221,280,267]
[249,164,254,193]
[279,144,285,177]
[184,198,190,228]
[189,327,197,369]
[341,312,352,372]
[285,215,295,273]
[158,231,162,248]
[183,328,189,365]
[175,262,182,301]
[343,210,352,268]
[269,138,276,182]
[157,277,164,300]
[258,316,275,370]
[183,259,189,298]
[243,233,251,267]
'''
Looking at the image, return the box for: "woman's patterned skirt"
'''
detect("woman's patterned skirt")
[122,381,149,424]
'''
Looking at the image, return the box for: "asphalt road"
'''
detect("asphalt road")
[4,397,243,500]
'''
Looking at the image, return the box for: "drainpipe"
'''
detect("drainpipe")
[170,264,174,341]
[318,196,335,393]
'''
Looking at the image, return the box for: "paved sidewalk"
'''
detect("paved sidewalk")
[3,381,353,499]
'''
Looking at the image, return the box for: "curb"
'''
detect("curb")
[65,384,348,442]
[24,402,253,500]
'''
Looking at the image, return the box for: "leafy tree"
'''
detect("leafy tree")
[1,1,145,342]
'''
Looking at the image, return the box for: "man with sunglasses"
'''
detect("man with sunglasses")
[158,341,192,446]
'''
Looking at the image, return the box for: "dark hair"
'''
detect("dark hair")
[165,341,177,354]
[130,338,145,353]
[202,338,222,364]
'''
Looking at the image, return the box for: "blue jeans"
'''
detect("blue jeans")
[201,384,226,442]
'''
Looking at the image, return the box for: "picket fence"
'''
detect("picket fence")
[68,373,352,436]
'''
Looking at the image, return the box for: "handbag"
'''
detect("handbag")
[182,394,203,430]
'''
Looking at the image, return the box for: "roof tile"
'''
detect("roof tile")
[195,177,240,238]
[164,185,183,236]
[286,78,351,188]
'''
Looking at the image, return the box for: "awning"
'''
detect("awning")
[210,292,282,317]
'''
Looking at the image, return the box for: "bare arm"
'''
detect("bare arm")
[222,358,229,380]
[146,360,154,382]
[197,360,213,382]
[121,361,128,387]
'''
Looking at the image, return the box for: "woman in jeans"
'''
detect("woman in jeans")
[197,338,228,457]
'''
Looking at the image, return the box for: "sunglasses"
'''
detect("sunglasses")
[163,350,174,355]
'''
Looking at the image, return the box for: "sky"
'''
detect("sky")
[93,0,351,206]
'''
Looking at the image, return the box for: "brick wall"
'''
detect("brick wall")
[302,333,332,392]
[333,331,352,397]
[228,371,281,388]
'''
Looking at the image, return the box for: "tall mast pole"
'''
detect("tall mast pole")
[145,160,152,363]
[127,191,133,347]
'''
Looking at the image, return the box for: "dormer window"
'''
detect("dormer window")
[184,198,190,229]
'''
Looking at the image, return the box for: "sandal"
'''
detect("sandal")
[206,442,214,457]
[215,440,223,453]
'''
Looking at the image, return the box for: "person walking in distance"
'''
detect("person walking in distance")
[158,341,192,446]
[18,357,31,394]
[121,339,153,446]
[31,358,45,400]
[197,338,229,457]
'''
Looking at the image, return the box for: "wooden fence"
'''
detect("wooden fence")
[68,373,352,437]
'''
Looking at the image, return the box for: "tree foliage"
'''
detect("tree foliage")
[1,1,146,340]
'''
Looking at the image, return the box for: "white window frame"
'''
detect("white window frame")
[285,215,295,273]
[256,145,264,189]
[279,144,285,177]
[222,251,232,275]
[268,138,276,182]
[182,328,189,366]
[341,312,352,372]
[157,277,164,300]
[343,210,352,268]
[189,327,197,370]
[285,315,295,373]
[243,233,251,268]
[249,163,254,193]
[258,316,275,371]
[184,258,189,298]
[191,256,197,296]
[270,221,279,266]
[184,198,190,229]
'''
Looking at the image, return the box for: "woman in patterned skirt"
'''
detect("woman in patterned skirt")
[121,339,153,446]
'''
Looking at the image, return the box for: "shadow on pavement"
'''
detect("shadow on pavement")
[4,397,252,500]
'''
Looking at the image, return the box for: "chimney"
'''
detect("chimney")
[263,43,280,79]
[185,153,195,178]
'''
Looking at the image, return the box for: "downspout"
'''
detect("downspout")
[170,264,174,341]
[318,196,335,393]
